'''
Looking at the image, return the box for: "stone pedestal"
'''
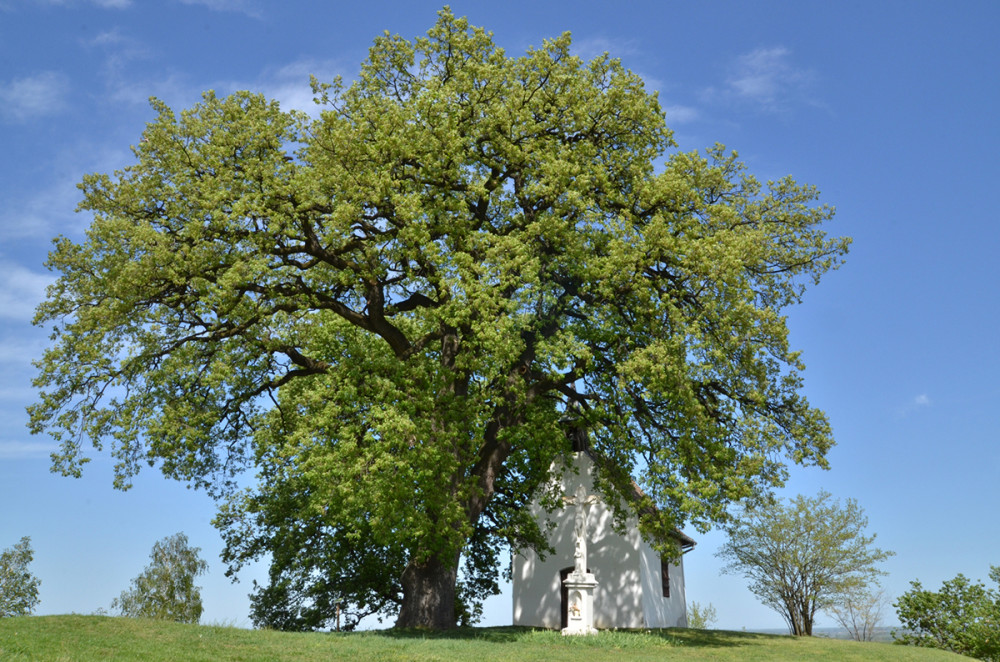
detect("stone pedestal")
[561,571,599,636]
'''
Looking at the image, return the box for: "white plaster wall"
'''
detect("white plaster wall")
[513,453,613,628]
[512,453,688,629]
[638,538,688,628]
[512,542,562,628]
[590,493,644,629]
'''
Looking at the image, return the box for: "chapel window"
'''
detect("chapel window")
[661,557,670,598]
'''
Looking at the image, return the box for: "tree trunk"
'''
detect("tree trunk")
[394,553,460,629]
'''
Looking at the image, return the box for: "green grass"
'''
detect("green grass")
[0,615,971,661]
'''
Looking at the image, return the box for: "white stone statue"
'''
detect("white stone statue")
[563,484,599,578]
[561,483,600,636]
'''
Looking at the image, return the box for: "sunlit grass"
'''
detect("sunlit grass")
[0,615,969,661]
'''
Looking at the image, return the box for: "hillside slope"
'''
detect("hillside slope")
[0,615,971,662]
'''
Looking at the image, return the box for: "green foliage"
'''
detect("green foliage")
[30,8,848,628]
[111,533,208,624]
[0,537,40,618]
[687,601,717,629]
[718,491,893,636]
[894,567,1000,661]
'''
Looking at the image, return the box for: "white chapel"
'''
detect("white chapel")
[512,432,695,630]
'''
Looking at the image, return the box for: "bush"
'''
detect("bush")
[894,566,1000,661]
[687,601,717,629]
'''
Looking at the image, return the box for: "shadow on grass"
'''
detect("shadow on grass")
[669,628,784,648]
[370,626,542,643]
[356,626,783,648]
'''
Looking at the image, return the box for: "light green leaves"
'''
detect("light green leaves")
[111,533,208,624]
[31,8,849,627]
[718,491,893,635]
[0,537,41,618]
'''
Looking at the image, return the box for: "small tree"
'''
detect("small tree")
[894,567,1000,661]
[0,536,41,618]
[112,533,208,623]
[687,601,718,629]
[829,585,888,642]
[717,491,893,636]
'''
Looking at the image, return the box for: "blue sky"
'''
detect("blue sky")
[1,0,998,631]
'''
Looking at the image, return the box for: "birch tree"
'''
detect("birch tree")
[0,537,40,618]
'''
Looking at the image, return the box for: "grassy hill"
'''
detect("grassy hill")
[0,615,971,662]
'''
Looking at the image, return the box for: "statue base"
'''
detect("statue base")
[561,571,599,636]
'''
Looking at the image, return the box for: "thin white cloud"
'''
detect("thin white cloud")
[0,171,82,240]
[0,143,129,241]
[82,26,159,106]
[108,71,194,109]
[0,263,53,322]
[570,36,639,63]
[2,57,344,242]
[569,36,656,90]
[0,440,58,460]
[631,70,665,97]
[895,393,932,418]
[11,0,130,7]
[704,46,817,114]
[91,37,344,116]
[256,58,348,117]
[87,27,131,48]
[0,336,48,367]
[549,37,689,126]
[731,48,795,101]
[662,104,699,125]
[176,0,261,18]
[0,71,70,123]
[127,57,353,118]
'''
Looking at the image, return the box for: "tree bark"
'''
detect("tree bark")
[394,553,461,629]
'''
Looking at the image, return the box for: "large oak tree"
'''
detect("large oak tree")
[30,10,848,629]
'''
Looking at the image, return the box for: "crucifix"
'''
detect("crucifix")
[563,483,599,577]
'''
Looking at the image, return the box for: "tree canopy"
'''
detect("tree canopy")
[894,567,1000,661]
[30,9,849,628]
[0,537,41,618]
[112,533,209,623]
[717,491,893,636]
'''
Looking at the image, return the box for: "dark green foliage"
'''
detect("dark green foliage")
[894,567,1000,661]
